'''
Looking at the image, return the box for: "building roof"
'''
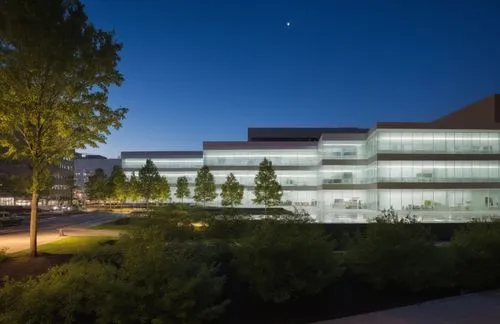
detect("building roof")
[121,151,203,159]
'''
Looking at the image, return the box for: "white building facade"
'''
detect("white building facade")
[121,95,500,223]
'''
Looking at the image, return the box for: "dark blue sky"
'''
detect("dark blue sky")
[82,0,500,158]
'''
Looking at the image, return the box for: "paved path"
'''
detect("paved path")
[0,213,124,253]
[315,290,500,324]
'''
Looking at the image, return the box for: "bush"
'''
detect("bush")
[345,208,453,293]
[148,205,209,241]
[0,260,117,324]
[451,219,500,292]
[0,227,228,324]
[233,217,342,303]
[108,227,229,323]
[0,247,7,263]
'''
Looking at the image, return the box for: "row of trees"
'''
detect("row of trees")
[86,158,284,210]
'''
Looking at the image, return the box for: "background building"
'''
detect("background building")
[0,156,74,206]
[121,94,500,223]
[74,153,121,187]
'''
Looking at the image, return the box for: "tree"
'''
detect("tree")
[0,0,127,257]
[127,172,141,206]
[108,165,127,206]
[86,168,109,205]
[158,176,171,204]
[221,173,244,208]
[175,176,190,203]
[137,159,162,208]
[253,158,283,214]
[194,166,217,207]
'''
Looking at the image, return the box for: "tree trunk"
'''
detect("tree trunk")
[30,190,38,257]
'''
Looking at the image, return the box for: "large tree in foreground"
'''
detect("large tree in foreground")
[253,158,283,215]
[0,0,127,257]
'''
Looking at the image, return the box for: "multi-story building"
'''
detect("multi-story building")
[0,156,74,206]
[122,94,500,222]
[74,153,121,187]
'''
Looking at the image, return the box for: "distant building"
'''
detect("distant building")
[0,157,74,206]
[121,94,500,223]
[74,153,120,187]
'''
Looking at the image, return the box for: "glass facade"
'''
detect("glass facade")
[122,128,500,223]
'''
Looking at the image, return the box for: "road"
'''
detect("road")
[0,212,122,235]
[0,213,125,253]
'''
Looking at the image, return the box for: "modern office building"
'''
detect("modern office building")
[122,95,500,222]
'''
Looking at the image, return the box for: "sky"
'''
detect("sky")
[82,0,500,158]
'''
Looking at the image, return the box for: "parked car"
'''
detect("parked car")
[0,211,24,228]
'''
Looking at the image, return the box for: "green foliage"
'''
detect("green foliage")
[149,205,210,242]
[221,173,244,208]
[0,228,228,324]
[127,172,141,203]
[110,227,228,323]
[175,176,191,202]
[138,159,163,204]
[0,247,7,263]
[233,216,342,303]
[159,176,171,202]
[0,0,127,255]
[451,219,500,291]
[0,260,118,324]
[252,158,283,211]
[345,208,452,293]
[85,168,109,202]
[108,165,127,203]
[194,166,217,206]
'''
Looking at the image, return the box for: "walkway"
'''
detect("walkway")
[315,290,500,324]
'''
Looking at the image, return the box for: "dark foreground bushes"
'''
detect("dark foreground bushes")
[2,206,500,323]
[233,218,342,303]
[345,209,454,293]
[0,226,228,324]
[451,220,500,292]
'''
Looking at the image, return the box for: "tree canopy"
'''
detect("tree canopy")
[175,176,190,203]
[108,165,127,203]
[194,166,217,206]
[221,173,244,208]
[0,0,127,256]
[137,159,164,205]
[85,168,108,203]
[253,158,283,213]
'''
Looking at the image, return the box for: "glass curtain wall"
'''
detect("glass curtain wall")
[376,131,500,154]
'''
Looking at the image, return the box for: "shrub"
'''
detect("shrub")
[451,219,500,292]
[0,227,229,324]
[148,205,209,241]
[345,208,453,293]
[0,260,117,324]
[0,247,7,263]
[233,217,342,303]
[108,227,229,323]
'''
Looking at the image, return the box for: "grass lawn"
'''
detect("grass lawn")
[1,236,116,280]
[90,217,149,231]
[10,236,116,257]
